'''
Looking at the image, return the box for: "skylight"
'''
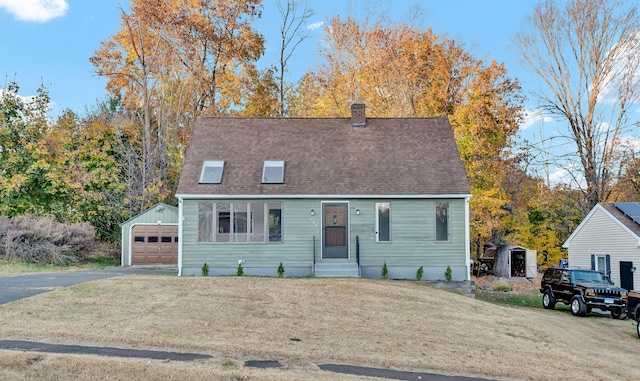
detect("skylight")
[262,160,285,184]
[199,160,224,184]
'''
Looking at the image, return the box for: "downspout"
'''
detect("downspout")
[465,196,471,281]
[356,235,360,276]
[177,197,183,276]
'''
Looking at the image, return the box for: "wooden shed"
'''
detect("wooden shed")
[119,203,179,266]
[493,244,537,278]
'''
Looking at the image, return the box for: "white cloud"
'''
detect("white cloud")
[520,109,553,131]
[307,21,324,31]
[0,0,68,22]
[597,31,640,104]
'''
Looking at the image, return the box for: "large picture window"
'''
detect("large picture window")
[198,202,282,244]
[376,202,390,242]
[435,202,450,242]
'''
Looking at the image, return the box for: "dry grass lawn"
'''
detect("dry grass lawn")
[0,275,639,380]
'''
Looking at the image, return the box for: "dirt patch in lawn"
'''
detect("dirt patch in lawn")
[0,276,637,380]
[472,273,542,294]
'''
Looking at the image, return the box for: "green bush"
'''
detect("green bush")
[382,261,388,279]
[277,262,285,277]
[237,262,244,276]
[445,266,452,281]
[416,266,423,281]
[202,262,209,276]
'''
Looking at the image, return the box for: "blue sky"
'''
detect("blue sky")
[1,0,567,177]
[0,0,537,114]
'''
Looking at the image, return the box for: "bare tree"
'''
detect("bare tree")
[276,0,313,116]
[514,0,640,212]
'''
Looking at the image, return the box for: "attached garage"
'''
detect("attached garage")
[120,203,179,266]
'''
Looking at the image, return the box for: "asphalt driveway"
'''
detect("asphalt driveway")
[0,267,176,305]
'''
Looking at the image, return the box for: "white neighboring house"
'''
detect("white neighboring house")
[563,202,640,291]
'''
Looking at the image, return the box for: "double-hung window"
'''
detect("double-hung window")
[591,254,611,275]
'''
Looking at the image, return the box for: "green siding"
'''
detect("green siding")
[181,198,467,273]
[182,200,320,270]
[351,199,466,267]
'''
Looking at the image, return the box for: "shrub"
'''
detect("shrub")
[0,215,95,265]
[237,262,244,276]
[494,283,511,292]
[382,261,388,279]
[202,262,209,277]
[445,266,452,281]
[416,266,423,281]
[277,262,285,277]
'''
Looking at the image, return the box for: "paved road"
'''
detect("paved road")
[0,267,176,305]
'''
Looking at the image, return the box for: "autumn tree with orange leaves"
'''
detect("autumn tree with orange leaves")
[292,15,525,245]
[90,0,264,214]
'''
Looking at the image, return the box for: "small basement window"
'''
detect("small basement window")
[199,160,224,184]
[262,160,285,184]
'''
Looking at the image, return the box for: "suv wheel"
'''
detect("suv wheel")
[611,308,626,320]
[637,317,640,339]
[570,296,587,317]
[542,290,556,310]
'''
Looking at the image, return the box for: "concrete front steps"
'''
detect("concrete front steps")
[314,262,360,277]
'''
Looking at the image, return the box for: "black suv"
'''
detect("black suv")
[540,266,628,319]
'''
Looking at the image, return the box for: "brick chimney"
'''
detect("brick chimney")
[350,102,366,128]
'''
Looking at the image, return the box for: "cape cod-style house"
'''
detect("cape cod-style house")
[175,104,472,280]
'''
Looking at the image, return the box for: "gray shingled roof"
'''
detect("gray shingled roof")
[176,116,470,197]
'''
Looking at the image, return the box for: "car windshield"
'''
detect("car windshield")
[571,270,608,284]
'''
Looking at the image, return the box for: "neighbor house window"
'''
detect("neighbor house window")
[198,202,282,244]
[262,160,285,184]
[592,254,611,275]
[376,202,390,242]
[435,202,450,242]
[199,160,224,184]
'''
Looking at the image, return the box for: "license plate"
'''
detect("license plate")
[605,298,614,304]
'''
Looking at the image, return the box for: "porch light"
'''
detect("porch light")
[310,209,315,216]
[356,208,360,215]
